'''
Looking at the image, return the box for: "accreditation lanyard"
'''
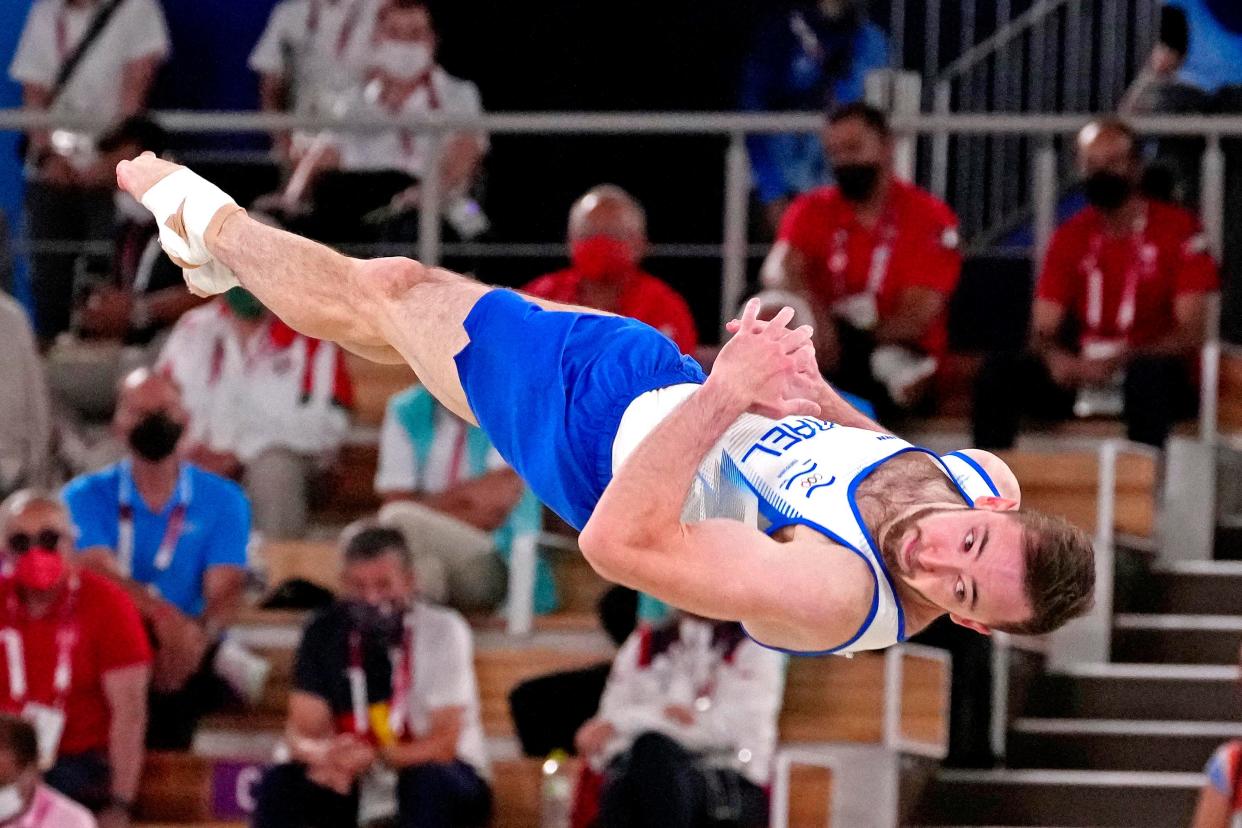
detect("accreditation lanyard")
[828,214,898,300]
[0,575,80,712]
[117,462,191,579]
[1081,210,1153,339]
[347,614,414,741]
[307,0,367,59]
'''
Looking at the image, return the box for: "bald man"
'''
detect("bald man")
[523,185,699,354]
[112,152,1094,657]
[62,369,260,749]
[972,118,1219,449]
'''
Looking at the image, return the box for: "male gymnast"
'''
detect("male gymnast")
[115,153,1093,655]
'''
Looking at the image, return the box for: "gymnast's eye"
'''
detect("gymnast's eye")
[954,579,967,603]
[964,530,975,553]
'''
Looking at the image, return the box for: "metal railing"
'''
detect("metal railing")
[930,0,1159,244]
[2,108,1238,338]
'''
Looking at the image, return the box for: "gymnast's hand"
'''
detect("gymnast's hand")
[115,150,180,201]
[711,298,821,420]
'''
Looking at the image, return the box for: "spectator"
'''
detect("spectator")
[249,0,384,162]
[264,0,489,246]
[523,186,699,355]
[740,0,889,231]
[573,612,784,828]
[1124,1,1242,111]
[0,296,53,500]
[375,384,554,614]
[156,288,352,538]
[9,0,170,343]
[44,117,208,420]
[62,368,266,750]
[972,119,1219,449]
[251,523,491,828]
[0,714,95,828]
[0,490,150,823]
[761,102,962,419]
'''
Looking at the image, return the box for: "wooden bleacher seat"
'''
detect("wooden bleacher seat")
[999,448,1157,538]
[1220,349,1242,434]
[257,539,341,595]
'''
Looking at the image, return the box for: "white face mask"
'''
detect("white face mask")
[370,41,432,79]
[0,782,27,822]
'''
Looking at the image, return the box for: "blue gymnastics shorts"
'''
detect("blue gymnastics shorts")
[453,289,707,530]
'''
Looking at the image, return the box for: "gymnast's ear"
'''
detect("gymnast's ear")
[949,614,992,635]
[973,495,1019,512]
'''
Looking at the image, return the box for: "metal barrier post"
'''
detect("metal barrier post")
[990,632,1012,761]
[931,81,951,200]
[504,533,537,636]
[1201,136,1226,261]
[720,132,750,337]
[1033,140,1058,265]
[418,133,443,268]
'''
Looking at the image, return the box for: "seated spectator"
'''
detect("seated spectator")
[740,0,889,232]
[0,296,53,500]
[156,288,352,538]
[972,119,1219,449]
[761,102,962,419]
[0,490,150,822]
[262,0,489,246]
[249,0,384,163]
[573,612,784,828]
[0,714,95,827]
[9,0,170,344]
[251,523,491,828]
[1124,1,1242,112]
[523,186,699,355]
[62,368,266,751]
[44,117,208,420]
[375,384,554,614]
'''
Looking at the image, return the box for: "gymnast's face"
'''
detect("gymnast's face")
[880,501,1032,635]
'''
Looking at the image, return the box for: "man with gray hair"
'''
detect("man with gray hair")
[251,521,490,828]
[523,184,699,355]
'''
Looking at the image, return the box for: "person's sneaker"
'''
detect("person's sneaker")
[213,638,271,706]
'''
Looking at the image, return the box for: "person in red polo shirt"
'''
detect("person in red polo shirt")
[972,118,1219,449]
[761,102,962,418]
[0,490,151,828]
[522,185,699,355]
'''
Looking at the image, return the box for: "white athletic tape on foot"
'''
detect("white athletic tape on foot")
[139,167,241,295]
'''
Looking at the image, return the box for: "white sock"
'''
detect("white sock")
[139,168,243,295]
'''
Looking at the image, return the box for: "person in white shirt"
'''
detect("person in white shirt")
[575,613,785,828]
[266,0,489,245]
[248,0,384,163]
[0,297,53,500]
[155,288,352,538]
[0,715,95,828]
[251,523,491,828]
[9,0,170,342]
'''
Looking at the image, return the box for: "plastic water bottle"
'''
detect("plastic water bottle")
[540,749,573,828]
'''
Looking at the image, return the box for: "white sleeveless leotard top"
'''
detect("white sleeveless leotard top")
[612,384,1000,656]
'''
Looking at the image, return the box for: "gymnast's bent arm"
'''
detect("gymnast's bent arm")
[580,302,868,642]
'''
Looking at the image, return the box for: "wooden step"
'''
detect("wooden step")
[998,449,1156,537]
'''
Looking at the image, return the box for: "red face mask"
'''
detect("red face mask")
[14,549,66,592]
[570,236,638,283]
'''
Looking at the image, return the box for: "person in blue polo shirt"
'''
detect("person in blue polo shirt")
[62,368,266,750]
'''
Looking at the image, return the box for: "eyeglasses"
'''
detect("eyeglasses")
[7,530,62,554]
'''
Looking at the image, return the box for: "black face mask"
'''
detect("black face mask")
[1082,171,1133,211]
[346,600,405,643]
[835,163,882,203]
[128,411,184,463]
